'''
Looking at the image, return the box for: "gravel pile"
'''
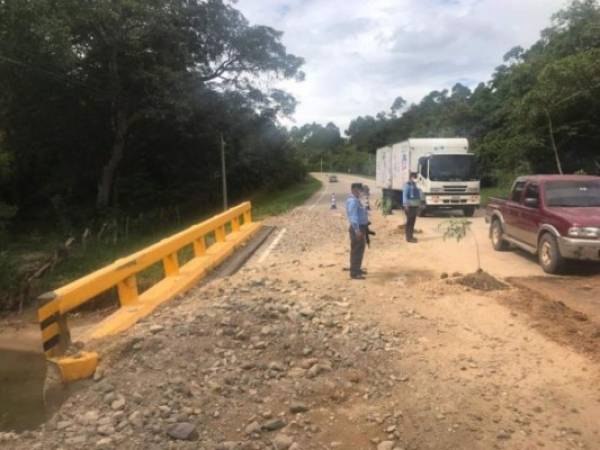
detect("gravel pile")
[9,275,408,450]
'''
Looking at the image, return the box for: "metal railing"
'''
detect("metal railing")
[38,202,258,358]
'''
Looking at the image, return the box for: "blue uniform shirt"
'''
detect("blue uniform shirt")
[346,195,369,232]
[403,181,421,206]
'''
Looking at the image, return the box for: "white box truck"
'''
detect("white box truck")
[376,138,480,216]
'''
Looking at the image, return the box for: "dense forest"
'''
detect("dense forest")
[0,0,312,310]
[2,0,599,232]
[297,0,600,185]
[0,0,306,237]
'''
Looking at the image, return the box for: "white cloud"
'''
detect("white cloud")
[236,0,567,132]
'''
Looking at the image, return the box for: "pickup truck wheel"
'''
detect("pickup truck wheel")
[490,219,509,251]
[538,234,565,274]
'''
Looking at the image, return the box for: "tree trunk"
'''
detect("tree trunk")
[96,44,126,211]
[544,107,564,175]
[96,109,128,210]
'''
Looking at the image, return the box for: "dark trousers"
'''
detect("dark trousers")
[405,207,418,240]
[349,226,366,275]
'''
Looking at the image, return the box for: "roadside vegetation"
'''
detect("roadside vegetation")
[252,175,322,219]
[293,0,600,183]
[0,175,321,313]
[481,186,511,206]
[0,0,310,311]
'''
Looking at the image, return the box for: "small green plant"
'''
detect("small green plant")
[438,218,481,271]
[378,197,392,216]
[438,218,471,241]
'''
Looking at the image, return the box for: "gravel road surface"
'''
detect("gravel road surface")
[4,173,600,450]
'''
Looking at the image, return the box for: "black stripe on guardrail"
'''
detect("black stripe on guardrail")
[40,312,60,330]
[43,334,61,352]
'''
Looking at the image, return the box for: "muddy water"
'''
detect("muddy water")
[0,320,48,432]
[0,348,47,431]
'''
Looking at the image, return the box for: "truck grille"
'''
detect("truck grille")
[443,185,467,193]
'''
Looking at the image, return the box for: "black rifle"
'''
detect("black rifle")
[365,222,376,247]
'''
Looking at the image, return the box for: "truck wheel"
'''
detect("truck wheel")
[463,206,475,217]
[538,233,565,274]
[490,219,509,251]
[419,207,428,217]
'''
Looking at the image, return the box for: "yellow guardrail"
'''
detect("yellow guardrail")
[37,202,260,380]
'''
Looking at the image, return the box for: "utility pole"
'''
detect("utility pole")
[220,132,228,211]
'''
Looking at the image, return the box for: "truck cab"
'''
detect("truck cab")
[417,153,480,216]
[376,138,481,216]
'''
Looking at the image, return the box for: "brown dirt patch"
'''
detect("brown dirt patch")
[498,282,600,362]
[509,276,600,323]
[453,270,508,291]
[392,224,423,235]
[368,269,435,286]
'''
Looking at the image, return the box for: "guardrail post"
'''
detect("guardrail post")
[54,314,71,356]
[117,275,138,306]
[215,225,226,242]
[163,253,180,276]
[232,216,240,232]
[193,237,206,257]
[243,208,252,225]
[38,293,71,357]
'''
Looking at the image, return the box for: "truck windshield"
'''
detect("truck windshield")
[429,155,477,182]
[545,181,600,207]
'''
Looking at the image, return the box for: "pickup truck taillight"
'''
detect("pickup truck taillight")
[568,227,600,239]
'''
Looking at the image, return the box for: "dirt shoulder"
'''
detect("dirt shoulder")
[4,174,600,450]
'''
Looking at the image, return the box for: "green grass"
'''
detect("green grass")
[251,175,322,219]
[1,175,322,311]
[481,186,510,206]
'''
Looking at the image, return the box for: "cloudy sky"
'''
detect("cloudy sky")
[236,0,567,132]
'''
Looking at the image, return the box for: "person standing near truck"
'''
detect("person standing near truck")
[403,172,421,243]
[346,182,369,279]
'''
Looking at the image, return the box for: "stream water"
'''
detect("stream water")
[0,311,106,432]
[0,348,47,432]
[0,319,49,432]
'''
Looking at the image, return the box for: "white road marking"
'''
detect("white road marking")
[257,228,287,264]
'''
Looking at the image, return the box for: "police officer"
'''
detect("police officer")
[403,172,421,243]
[346,182,369,279]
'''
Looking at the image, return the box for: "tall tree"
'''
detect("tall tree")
[523,49,600,173]
[0,0,305,221]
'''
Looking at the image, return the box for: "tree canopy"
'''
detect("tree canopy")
[0,0,305,230]
[336,0,600,184]
[2,0,600,235]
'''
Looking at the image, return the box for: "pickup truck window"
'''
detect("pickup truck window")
[525,183,539,200]
[545,181,600,207]
[510,181,526,202]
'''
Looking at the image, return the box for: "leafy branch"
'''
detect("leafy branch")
[437,219,481,271]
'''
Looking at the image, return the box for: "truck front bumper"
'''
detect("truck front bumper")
[558,237,600,261]
[424,194,480,207]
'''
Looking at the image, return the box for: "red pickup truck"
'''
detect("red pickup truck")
[486,175,600,273]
